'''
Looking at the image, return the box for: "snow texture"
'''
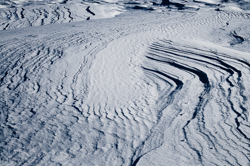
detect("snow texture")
[0,0,250,166]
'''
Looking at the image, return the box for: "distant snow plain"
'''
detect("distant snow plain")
[0,0,250,165]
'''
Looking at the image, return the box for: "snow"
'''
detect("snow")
[0,0,250,166]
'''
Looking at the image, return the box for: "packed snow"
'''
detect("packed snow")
[0,0,250,165]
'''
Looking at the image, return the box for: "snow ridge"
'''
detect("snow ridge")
[135,40,250,165]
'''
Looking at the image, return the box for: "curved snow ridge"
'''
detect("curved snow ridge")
[0,15,161,165]
[0,3,124,30]
[75,33,162,165]
[134,40,250,166]
[1,0,250,30]
[0,19,135,165]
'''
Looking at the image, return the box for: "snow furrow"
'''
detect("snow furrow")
[136,40,250,166]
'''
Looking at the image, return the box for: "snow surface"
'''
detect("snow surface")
[0,0,250,166]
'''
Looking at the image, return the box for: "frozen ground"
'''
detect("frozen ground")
[0,0,250,166]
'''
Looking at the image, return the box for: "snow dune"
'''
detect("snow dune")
[1,0,250,30]
[0,1,250,166]
[139,39,250,165]
[0,2,125,30]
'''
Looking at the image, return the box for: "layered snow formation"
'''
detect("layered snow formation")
[0,0,250,30]
[1,0,250,165]
[0,0,125,30]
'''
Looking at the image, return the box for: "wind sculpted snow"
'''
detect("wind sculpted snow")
[0,3,250,166]
[1,0,250,30]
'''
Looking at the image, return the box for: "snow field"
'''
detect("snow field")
[0,5,250,166]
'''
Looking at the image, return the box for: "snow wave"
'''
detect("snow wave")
[0,2,125,30]
[137,40,250,165]
[1,0,250,30]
